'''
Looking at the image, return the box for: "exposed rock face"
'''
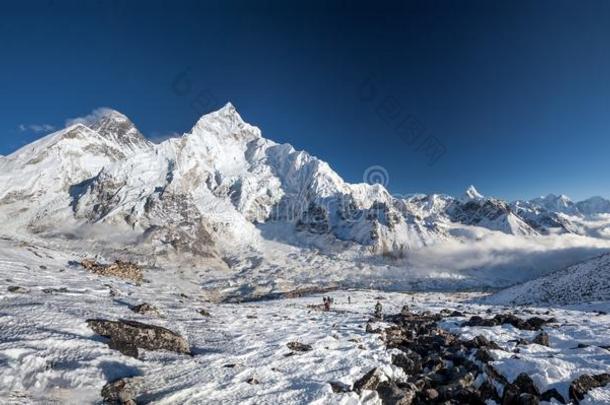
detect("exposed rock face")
[569,373,610,404]
[81,259,143,283]
[87,319,190,357]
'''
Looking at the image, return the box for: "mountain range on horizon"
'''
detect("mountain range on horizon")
[1,102,610,280]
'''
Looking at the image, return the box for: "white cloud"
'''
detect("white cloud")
[147,131,181,144]
[65,107,117,127]
[399,229,610,286]
[18,123,56,133]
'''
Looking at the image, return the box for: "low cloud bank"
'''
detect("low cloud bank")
[403,229,610,287]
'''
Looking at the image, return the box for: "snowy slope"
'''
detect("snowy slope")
[486,253,610,306]
[1,238,609,404]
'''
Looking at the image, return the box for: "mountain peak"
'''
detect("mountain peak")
[191,102,261,140]
[463,185,484,201]
[66,107,152,152]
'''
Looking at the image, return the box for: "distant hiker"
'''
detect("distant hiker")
[374,301,383,319]
[347,296,351,304]
[323,296,330,311]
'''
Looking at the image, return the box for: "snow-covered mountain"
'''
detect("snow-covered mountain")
[577,196,610,216]
[486,253,610,306]
[531,193,579,215]
[1,103,609,269]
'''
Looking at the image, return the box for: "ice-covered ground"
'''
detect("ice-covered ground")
[1,239,609,404]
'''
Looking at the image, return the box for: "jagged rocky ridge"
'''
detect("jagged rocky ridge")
[1,103,610,266]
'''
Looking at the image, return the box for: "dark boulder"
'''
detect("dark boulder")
[513,373,540,396]
[540,388,565,404]
[353,367,383,393]
[479,380,500,403]
[475,347,494,363]
[376,380,416,404]
[286,341,313,352]
[532,332,550,346]
[329,381,350,393]
[87,319,190,358]
[130,303,159,316]
[392,352,422,375]
[465,335,501,350]
[569,373,610,403]
[518,393,540,405]
[502,383,521,405]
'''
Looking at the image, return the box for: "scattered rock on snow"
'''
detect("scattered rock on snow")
[198,309,211,317]
[353,367,384,393]
[130,303,160,316]
[41,287,68,294]
[286,341,312,352]
[81,259,143,283]
[569,373,610,403]
[87,319,190,357]
[462,313,550,331]
[7,285,28,293]
[532,331,550,346]
[328,381,351,393]
[101,376,144,405]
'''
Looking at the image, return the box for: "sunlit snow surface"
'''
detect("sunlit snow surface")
[1,239,609,404]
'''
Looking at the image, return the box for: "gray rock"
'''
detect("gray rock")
[130,303,160,316]
[376,380,415,404]
[7,286,28,293]
[514,372,540,396]
[101,376,143,404]
[532,331,550,346]
[570,373,610,404]
[286,341,312,352]
[329,381,350,393]
[353,367,383,393]
[87,319,190,358]
[540,388,565,404]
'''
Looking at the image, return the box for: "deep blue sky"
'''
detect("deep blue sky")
[1,0,609,201]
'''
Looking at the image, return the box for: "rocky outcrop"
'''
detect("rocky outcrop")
[87,319,190,358]
[81,259,143,283]
[346,307,561,404]
[462,313,551,331]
